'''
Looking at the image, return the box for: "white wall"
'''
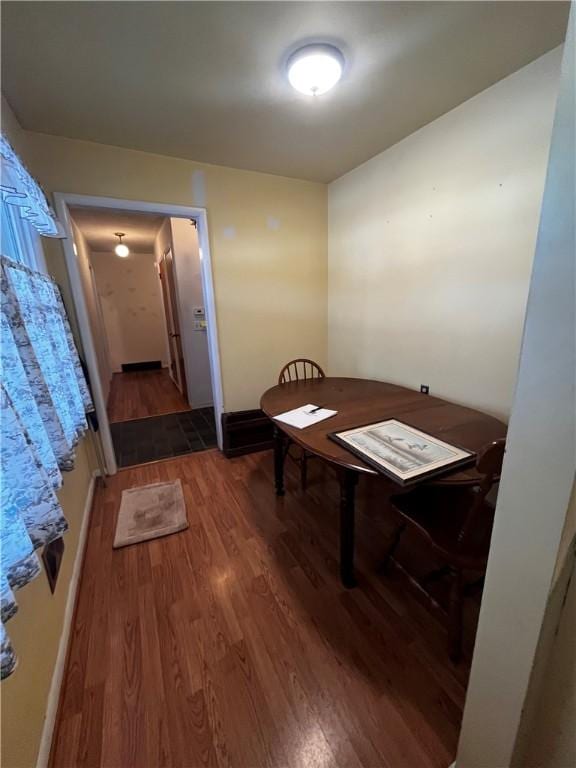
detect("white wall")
[328,48,562,420]
[455,13,575,766]
[170,217,214,408]
[90,249,169,372]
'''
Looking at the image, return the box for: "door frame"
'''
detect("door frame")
[53,192,225,475]
[158,244,188,399]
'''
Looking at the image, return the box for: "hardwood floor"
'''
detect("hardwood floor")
[50,450,474,768]
[107,370,190,422]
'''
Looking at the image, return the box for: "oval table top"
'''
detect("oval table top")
[261,377,507,484]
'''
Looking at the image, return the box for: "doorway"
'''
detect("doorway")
[54,194,224,475]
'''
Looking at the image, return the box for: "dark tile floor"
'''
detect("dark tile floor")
[110,407,217,468]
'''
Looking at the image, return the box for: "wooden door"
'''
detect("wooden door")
[158,248,188,401]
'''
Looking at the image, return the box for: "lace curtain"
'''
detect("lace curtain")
[0,134,65,238]
[1,257,94,678]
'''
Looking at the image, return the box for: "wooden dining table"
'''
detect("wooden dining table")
[260,377,507,588]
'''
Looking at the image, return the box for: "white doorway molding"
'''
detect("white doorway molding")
[53,193,225,475]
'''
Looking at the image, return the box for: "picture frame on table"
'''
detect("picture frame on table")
[329,419,476,485]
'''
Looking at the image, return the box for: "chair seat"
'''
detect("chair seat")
[390,485,495,569]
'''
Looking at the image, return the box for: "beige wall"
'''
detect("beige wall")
[90,249,169,372]
[70,223,113,401]
[19,131,328,412]
[328,48,561,420]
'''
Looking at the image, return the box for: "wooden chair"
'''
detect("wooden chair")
[385,439,506,662]
[278,358,325,385]
[277,359,325,490]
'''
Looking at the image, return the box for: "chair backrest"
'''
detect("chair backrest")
[278,359,325,385]
[457,439,506,549]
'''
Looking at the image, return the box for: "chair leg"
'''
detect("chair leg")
[448,568,464,663]
[300,453,308,491]
[382,522,407,572]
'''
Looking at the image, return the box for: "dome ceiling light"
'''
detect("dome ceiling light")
[114,232,130,257]
[287,44,344,96]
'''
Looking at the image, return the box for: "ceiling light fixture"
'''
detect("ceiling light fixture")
[287,43,344,96]
[114,232,130,257]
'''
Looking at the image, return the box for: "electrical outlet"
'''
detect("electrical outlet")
[42,537,64,593]
[420,385,429,395]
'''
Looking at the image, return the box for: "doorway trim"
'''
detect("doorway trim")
[53,192,225,475]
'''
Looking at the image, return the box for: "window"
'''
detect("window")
[1,198,47,272]
[1,133,93,679]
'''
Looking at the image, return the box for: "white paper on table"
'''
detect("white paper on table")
[273,404,338,429]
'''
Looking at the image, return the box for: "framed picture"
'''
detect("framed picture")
[329,419,476,485]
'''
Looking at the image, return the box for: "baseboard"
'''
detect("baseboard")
[36,470,99,768]
[121,360,162,372]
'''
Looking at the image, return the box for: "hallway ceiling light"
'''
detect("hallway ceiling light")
[287,44,344,96]
[114,232,130,257]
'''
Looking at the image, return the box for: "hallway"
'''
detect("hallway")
[107,369,191,422]
[107,371,216,467]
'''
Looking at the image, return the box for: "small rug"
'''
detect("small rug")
[113,479,188,549]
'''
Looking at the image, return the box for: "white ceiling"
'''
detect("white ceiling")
[2,2,569,183]
[70,207,165,254]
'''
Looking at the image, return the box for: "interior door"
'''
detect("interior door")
[159,247,188,401]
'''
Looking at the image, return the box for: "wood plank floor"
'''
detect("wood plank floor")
[107,370,190,423]
[50,450,474,768]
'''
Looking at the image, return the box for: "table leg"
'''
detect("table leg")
[274,426,286,497]
[339,468,358,588]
